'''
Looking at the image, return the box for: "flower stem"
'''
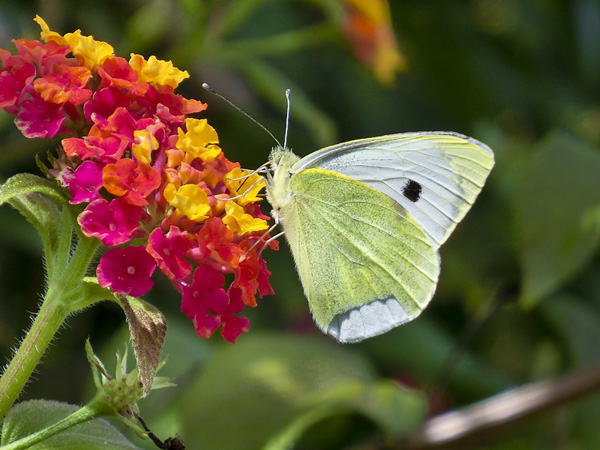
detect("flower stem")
[0,292,68,423]
[0,236,100,422]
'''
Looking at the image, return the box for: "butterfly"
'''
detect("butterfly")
[264,132,494,343]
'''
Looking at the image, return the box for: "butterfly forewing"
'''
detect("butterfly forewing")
[283,168,440,342]
[293,132,495,247]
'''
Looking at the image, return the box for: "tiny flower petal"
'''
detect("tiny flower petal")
[35,15,114,70]
[176,118,221,163]
[181,265,229,338]
[225,167,266,206]
[33,64,92,105]
[129,54,189,89]
[220,315,250,343]
[132,129,159,165]
[97,246,156,297]
[147,227,193,280]
[78,198,142,246]
[223,202,269,235]
[35,15,68,47]
[102,158,161,206]
[96,56,149,96]
[14,88,66,138]
[66,160,104,204]
[164,183,210,222]
[0,56,35,112]
[65,31,114,71]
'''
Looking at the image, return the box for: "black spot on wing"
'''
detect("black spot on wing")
[402,179,422,202]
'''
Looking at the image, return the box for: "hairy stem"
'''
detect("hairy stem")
[0,236,100,422]
[0,293,68,422]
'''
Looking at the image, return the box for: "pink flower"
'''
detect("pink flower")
[14,87,67,138]
[0,55,35,112]
[96,56,149,96]
[181,265,229,338]
[97,246,156,297]
[146,227,193,280]
[66,160,103,204]
[84,88,131,128]
[78,198,142,246]
[220,287,250,343]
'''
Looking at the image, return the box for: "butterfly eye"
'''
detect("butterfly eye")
[402,179,422,202]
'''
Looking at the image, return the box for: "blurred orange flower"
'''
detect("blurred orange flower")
[342,0,407,84]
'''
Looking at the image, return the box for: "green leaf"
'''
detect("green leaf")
[64,277,116,312]
[177,333,426,450]
[516,132,600,307]
[0,173,71,265]
[264,379,424,450]
[1,400,141,449]
[539,294,600,367]
[118,296,167,395]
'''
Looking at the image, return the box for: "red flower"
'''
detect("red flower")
[97,246,156,297]
[146,227,193,280]
[78,198,142,246]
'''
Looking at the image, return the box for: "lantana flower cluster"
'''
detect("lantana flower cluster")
[0,16,277,343]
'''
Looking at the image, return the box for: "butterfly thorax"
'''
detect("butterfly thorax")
[265,146,301,224]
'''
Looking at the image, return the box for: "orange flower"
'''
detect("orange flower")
[342,0,407,85]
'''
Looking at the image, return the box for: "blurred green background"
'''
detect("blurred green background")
[2,0,600,448]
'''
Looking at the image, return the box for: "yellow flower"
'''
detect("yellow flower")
[129,54,189,89]
[35,15,68,46]
[225,168,266,206]
[176,118,221,163]
[132,129,159,165]
[164,183,210,222]
[35,15,114,71]
[342,0,407,85]
[223,202,268,235]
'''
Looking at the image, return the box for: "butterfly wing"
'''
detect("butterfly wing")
[281,167,440,343]
[292,132,494,247]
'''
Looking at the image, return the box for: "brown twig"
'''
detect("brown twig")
[138,416,186,450]
[407,364,600,449]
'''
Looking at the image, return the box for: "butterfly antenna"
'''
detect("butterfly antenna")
[202,83,282,147]
[283,89,291,149]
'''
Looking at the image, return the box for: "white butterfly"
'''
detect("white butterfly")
[265,132,494,343]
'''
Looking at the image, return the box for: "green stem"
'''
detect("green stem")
[0,402,100,450]
[0,236,101,422]
[58,235,100,291]
[0,293,68,423]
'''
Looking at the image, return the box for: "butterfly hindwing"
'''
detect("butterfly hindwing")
[283,167,440,343]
